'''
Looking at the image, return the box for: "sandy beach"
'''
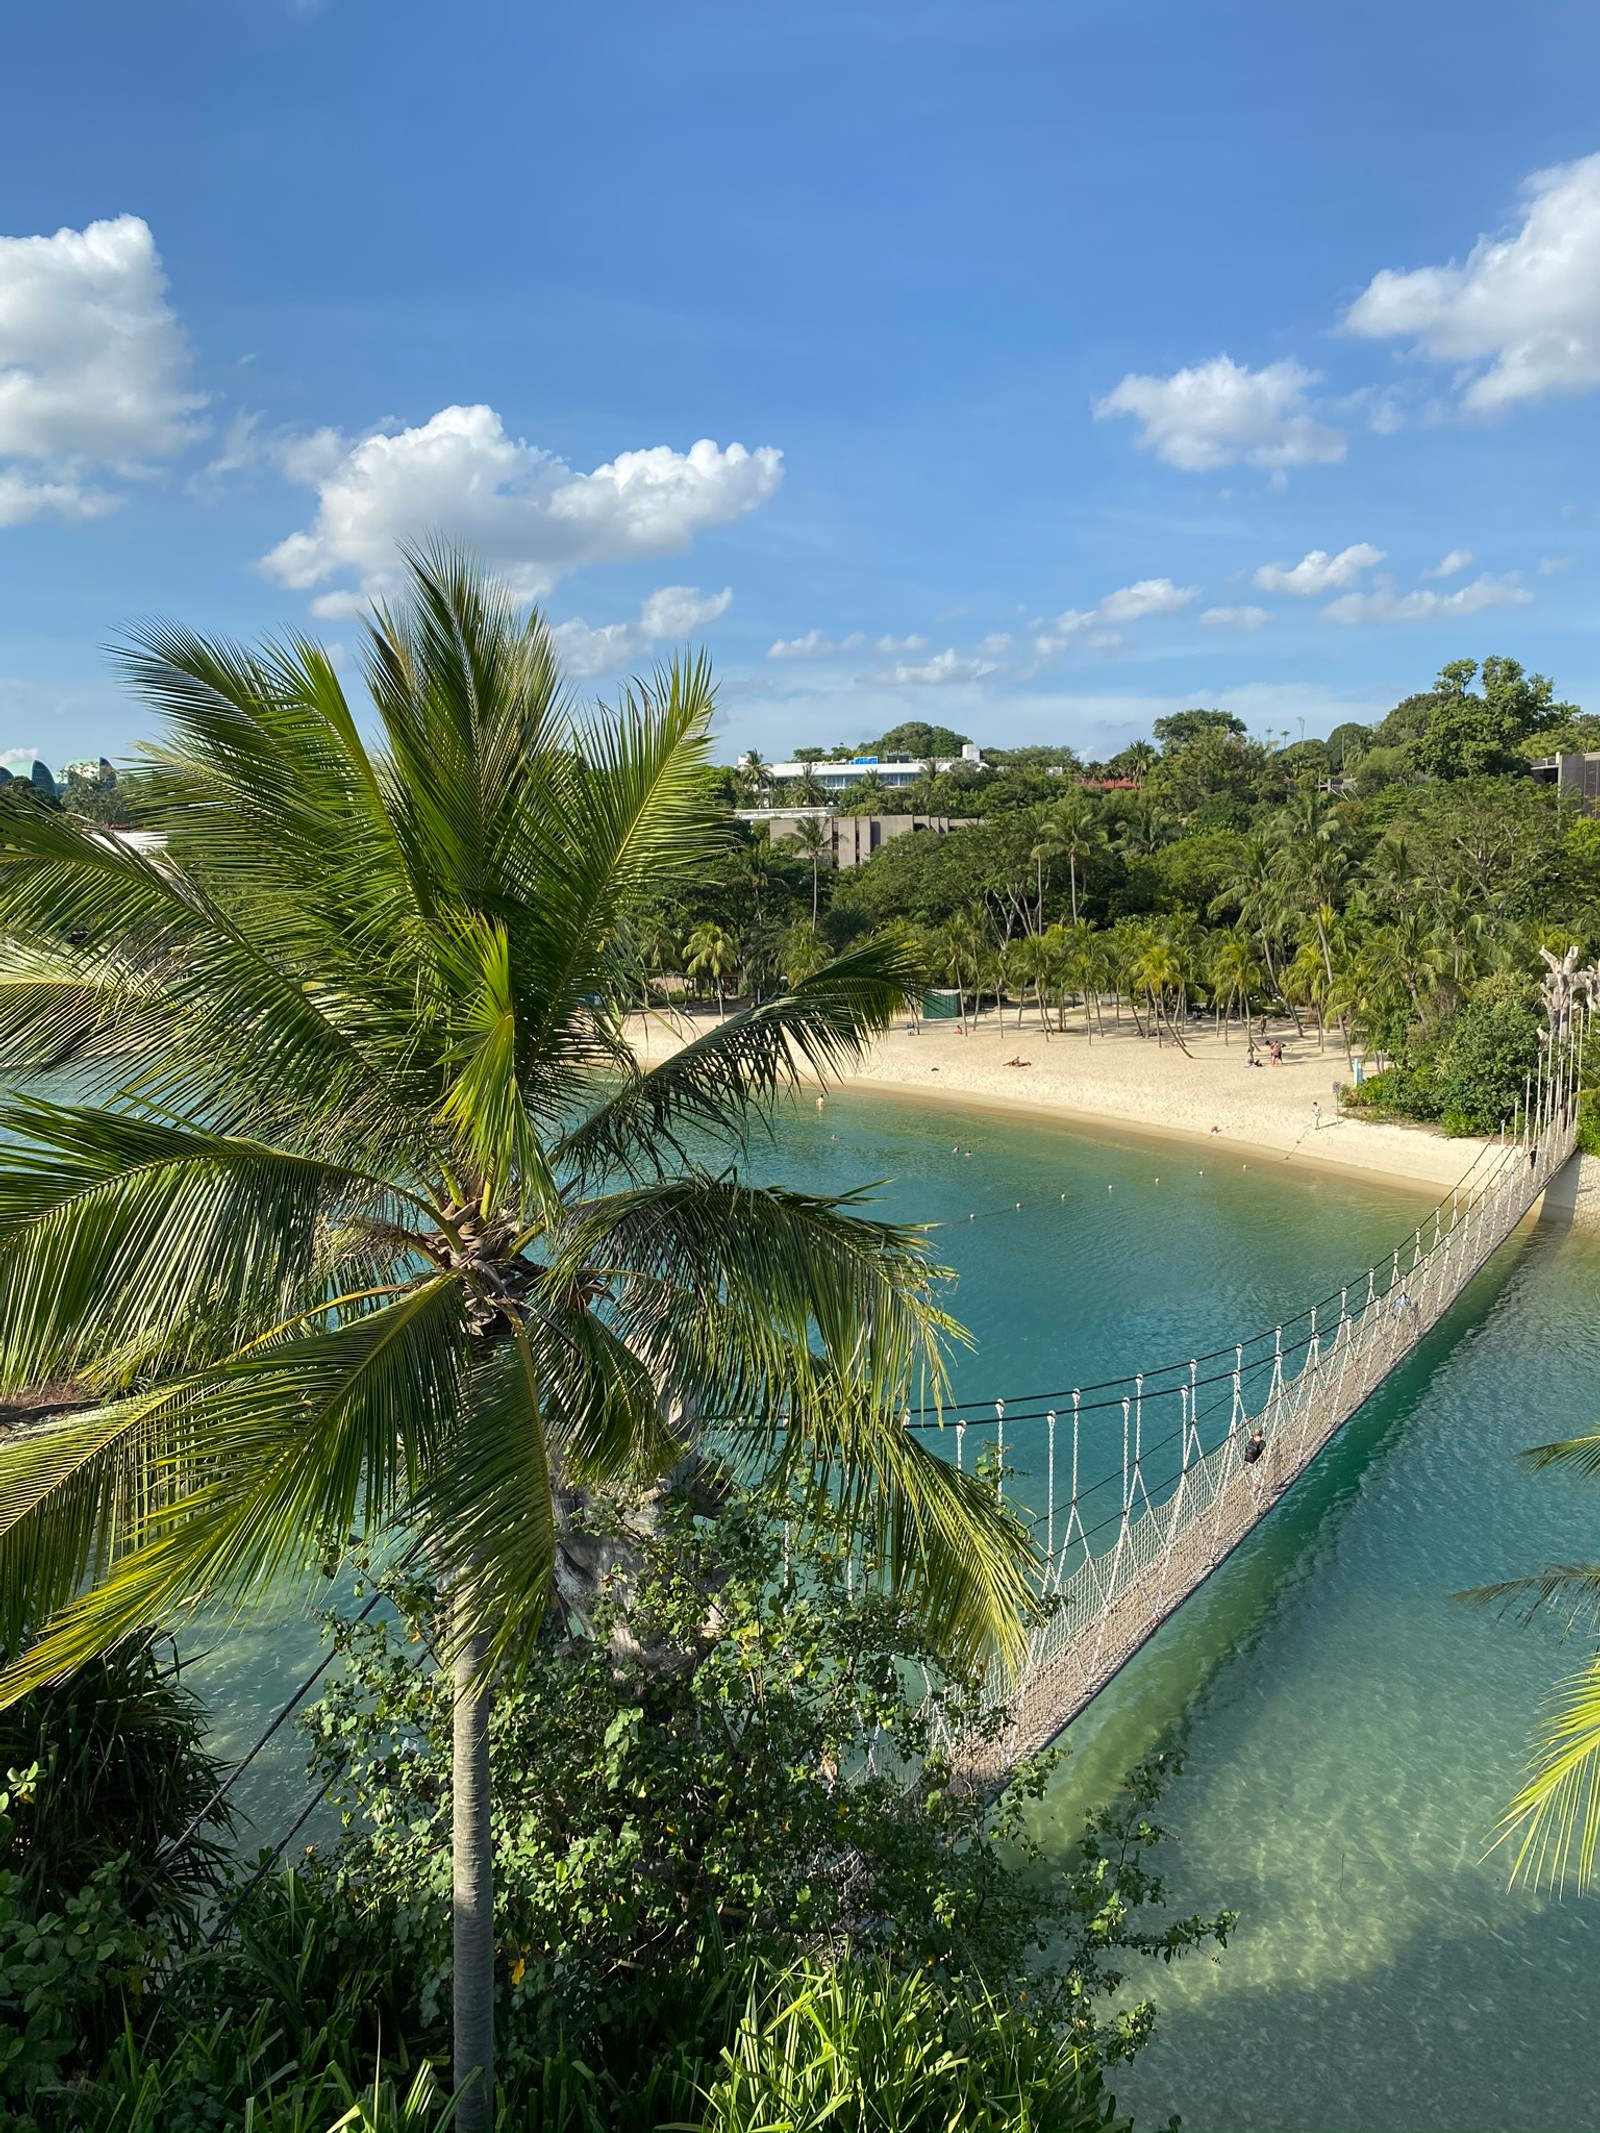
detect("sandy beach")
[630,1004,1495,1192]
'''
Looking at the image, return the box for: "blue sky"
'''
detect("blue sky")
[4,0,1600,768]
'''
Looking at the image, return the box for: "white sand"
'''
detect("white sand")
[629,1005,1492,1192]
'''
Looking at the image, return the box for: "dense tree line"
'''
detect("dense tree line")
[664,660,1600,1137]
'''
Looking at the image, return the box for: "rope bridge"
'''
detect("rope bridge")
[926,969,1591,1778]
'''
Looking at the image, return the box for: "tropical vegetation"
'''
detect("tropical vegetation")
[0,552,1037,2128]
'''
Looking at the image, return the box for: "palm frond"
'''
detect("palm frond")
[552,1174,961,1413]
[1519,1430,1600,1479]
[1497,1648,1600,1890]
[0,1277,469,1702]
[414,1320,556,1677]
[1459,1563,1600,1632]
[559,935,921,1183]
[0,1100,414,1385]
[778,1374,1036,1671]
[434,913,553,1213]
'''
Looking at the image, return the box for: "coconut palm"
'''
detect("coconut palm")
[1046,920,1106,1035]
[786,813,831,927]
[1126,927,1191,1051]
[684,919,741,1018]
[1207,928,1263,1046]
[1029,795,1107,928]
[1002,933,1051,1034]
[0,552,1032,2131]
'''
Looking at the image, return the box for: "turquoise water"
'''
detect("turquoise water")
[197,1087,1600,2129]
[772,1092,1600,2133]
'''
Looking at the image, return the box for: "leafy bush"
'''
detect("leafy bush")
[1431,974,1541,1133]
[693,1957,1126,2133]
[0,1630,234,1916]
[1342,1062,1441,1123]
[13,1491,1229,2128]
[290,1490,1229,2122]
[0,1776,159,2127]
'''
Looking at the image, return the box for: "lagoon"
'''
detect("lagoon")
[203,1087,1600,2132]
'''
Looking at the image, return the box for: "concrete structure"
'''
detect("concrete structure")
[758,743,984,792]
[734,809,977,869]
[1531,751,1600,810]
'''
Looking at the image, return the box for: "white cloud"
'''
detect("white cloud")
[1031,577,1196,659]
[1323,573,1533,625]
[0,470,119,526]
[766,629,864,660]
[1097,577,1196,622]
[1093,355,1344,471]
[872,633,928,653]
[877,647,998,687]
[1540,553,1578,574]
[1199,605,1269,630]
[0,747,42,773]
[551,586,732,678]
[1253,543,1384,595]
[974,632,1013,655]
[1421,548,1474,579]
[0,214,202,523]
[260,405,783,604]
[1345,155,1600,412]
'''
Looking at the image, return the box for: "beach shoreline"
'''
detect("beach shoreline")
[629,1005,1492,1194]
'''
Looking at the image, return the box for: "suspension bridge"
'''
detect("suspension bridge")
[923,958,1592,1780]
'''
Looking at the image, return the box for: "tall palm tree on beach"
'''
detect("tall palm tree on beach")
[1207,928,1263,1047]
[684,918,740,1017]
[0,552,1032,2131]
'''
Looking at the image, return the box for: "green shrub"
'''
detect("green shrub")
[693,1957,1126,2133]
[1431,975,1540,1134]
[0,1630,234,1918]
[1342,1063,1440,1122]
[20,1493,1230,2129]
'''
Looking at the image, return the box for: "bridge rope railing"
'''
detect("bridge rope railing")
[937,992,1590,1776]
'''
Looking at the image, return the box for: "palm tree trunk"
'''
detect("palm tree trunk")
[1069,854,1079,927]
[811,860,819,927]
[452,1625,495,2133]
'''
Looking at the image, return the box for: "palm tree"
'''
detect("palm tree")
[1282,936,1331,1048]
[787,813,831,927]
[930,913,983,1025]
[794,764,826,808]
[684,919,740,1018]
[0,552,1031,2131]
[1003,933,1051,1033]
[1207,928,1263,1047]
[1126,926,1191,1051]
[1122,740,1157,787]
[1214,835,1290,1004]
[1030,795,1106,928]
[1047,920,1107,1035]
[737,748,771,805]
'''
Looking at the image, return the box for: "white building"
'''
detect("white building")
[755,743,983,792]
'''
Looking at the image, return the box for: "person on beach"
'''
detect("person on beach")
[1311,1100,1321,1131]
